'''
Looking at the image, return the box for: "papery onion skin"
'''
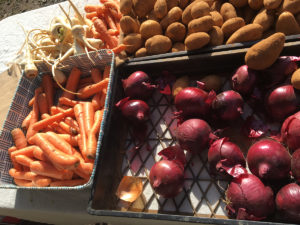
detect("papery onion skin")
[232,65,257,95]
[276,183,300,223]
[281,111,300,152]
[247,139,291,181]
[176,119,212,154]
[149,160,184,198]
[291,149,300,182]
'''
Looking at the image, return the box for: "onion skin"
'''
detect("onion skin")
[122,71,155,100]
[247,139,291,181]
[212,90,244,121]
[265,85,299,121]
[281,111,300,152]
[208,138,246,176]
[291,149,300,182]
[226,173,275,220]
[232,65,257,95]
[276,183,300,223]
[149,160,184,198]
[176,119,212,154]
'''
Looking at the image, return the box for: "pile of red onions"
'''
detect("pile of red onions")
[231,65,257,96]
[281,111,300,151]
[291,149,300,182]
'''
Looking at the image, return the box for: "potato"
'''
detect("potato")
[220,3,237,21]
[276,11,300,35]
[226,24,263,44]
[209,26,224,46]
[154,0,168,19]
[161,7,183,29]
[179,0,189,9]
[243,6,256,24]
[145,35,172,54]
[172,42,186,52]
[296,13,300,25]
[140,20,163,39]
[191,0,214,6]
[191,2,210,19]
[211,0,224,11]
[135,48,147,57]
[252,8,275,32]
[182,0,202,24]
[172,76,189,97]
[120,0,133,15]
[120,16,140,34]
[185,32,210,50]
[229,0,248,8]
[210,11,224,27]
[166,22,187,42]
[245,32,285,70]
[188,16,214,33]
[123,33,143,54]
[280,0,300,15]
[221,17,245,38]
[167,0,180,10]
[291,69,300,90]
[200,74,223,91]
[133,0,156,18]
[248,0,264,10]
[148,10,160,21]
[264,0,282,9]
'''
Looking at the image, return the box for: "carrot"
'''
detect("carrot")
[92,109,104,134]
[22,111,32,130]
[10,145,36,159]
[86,12,98,20]
[77,162,94,175]
[104,9,117,30]
[40,113,67,134]
[77,78,109,99]
[26,88,42,139]
[74,167,90,180]
[42,74,54,111]
[93,18,116,49]
[32,175,52,187]
[74,104,88,159]
[58,97,80,107]
[84,5,103,12]
[112,44,127,54]
[78,82,93,90]
[58,121,78,135]
[58,134,79,147]
[28,96,35,107]
[61,67,82,100]
[8,146,17,155]
[30,133,79,170]
[103,65,111,79]
[32,108,74,131]
[82,102,95,133]
[50,179,87,187]
[11,128,27,149]
[33,147,48,161]
[14,155,34,168]
[91,68,103,83]
[104,1,120,13]
[44,131,75,155]
[64,117,80,132]
[30,161,73,180]
[14,178,33,187]
[50,106,67,115]
[9,168,37,180]
[108,7,122,21]
[79,76,94,85]
[91,93,102,110]
[107,29,119,36]
[23,166,30,172]
[37,93,49,116]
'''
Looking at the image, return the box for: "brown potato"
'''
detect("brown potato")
[190,0,214,6]
[147,10,160,21]
[145,35,172,54]
[120,0,133,15]
[133,0,156,18]
[245,32,285,70]
[229,0,248,8]
[220,2,237,21]
[182,0,202,24]
[167,0,180,10]
[226,24,263,44]
[123,33,143,54]
[188,16,214,33]
[264,0,282,9]
[211,0,224,11]
[248,0,264,10]
[185,32,210,50]
[252,8,275,32]
[209,26,224,46]
[161,7,183,29]
[243,6,256,24]
[179,0,189,9]
[221,17,245,38]
[210,11,224,27]
[172,76,189,97]
[291,69,300,90]
[191,2,210,19]
[135,48,147,57]
[154,0,168,19]
[140,20,163,39]
[172,42,186,52]
[165,22,187,42]
[200,74,223,91]
[120,16,140,34]
[276,11,300,35]
[280,0,300,15]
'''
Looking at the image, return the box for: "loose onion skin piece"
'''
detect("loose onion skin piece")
[291,149,300,182]
[247,139,291,181]
[281,111,300,152]
[231,65,257,95]
[275,183,300,223]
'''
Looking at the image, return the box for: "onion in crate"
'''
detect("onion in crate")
[281,111,300,152]
[231,65,257,96]
[291,149,300,182]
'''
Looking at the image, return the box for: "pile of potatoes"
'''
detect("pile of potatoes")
[120,0,300,57]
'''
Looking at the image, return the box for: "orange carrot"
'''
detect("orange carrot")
[10,145,36,159]
[104,9,117,30]
[11,128,27,149]
[57,134,79,147]
[14,155,34,168]
[22,111,32,130]
[42,74,54,110]
[74,167,90,180]
[30,133,79,170]
[50,106,67,115]
[104,1,120,12]
[26,88,42,139]
[92,109,104,135]
[50,179,87,187]
[14,178,33,187]
[86,11,98,20]
[84,5,103,12]
[61,67,82,100]
[58,97,80,107]
[77,162,94,175]
[28,96,35,107]
[74,104,88,158]
[93,18,116,48]
[8,146,17,155]
[58,121,78,135]
[9,168,37,180]
[91,93,102,110]
[44,131,75,155]
[108,7,122,21]
[107,29,120,36]
[77,78,109,99]
[32,175,52,187]
[91,68,103,83]
[33,147,48,161]
[30,161,73,180]
[82,102,95,133]
[112,44,127,54]
[32,108,74,131]
[64,117,80,132]
[103,65,111,79]
[37,93,49,115]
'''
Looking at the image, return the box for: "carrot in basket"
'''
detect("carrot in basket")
[74,167,90,180]
[57,134,79,147]
[77,78,109,99]
[112,44,127,54]
[41,74,54,110]
[92,109,104,134]
[26,88,42,139]
[8,146,17,155]
[50,106,68,115]
[33,147,48,161]
[32,175,52,187]
[50,179,87,187]
[61,67,81,100]
[86,12,98,20]
[44,131,75,155]
[58,97,80,107]
[91,68,103,83]
[10,145,36,159]
[28,96,35,107]
[82,102,95,132]
[11,128,27,149]
[21,111,32,130]
[74,104,88,158]
[64,117,79,132]
[9,168,37,180]
[84,5,103,12]
[58,121,78,135]
[30,161,73,180]
[107,29,119,36]
[103,1,120,13]
[104,10,117,30]
[37,93,49,115]
[103,65,111,79]
[92,93,102,110]
[108,7,122,21]
[93,18,116,49]
[14,155,34,168]
[14,178,33,187]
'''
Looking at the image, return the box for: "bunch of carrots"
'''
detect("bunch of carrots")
[8,66,110,187]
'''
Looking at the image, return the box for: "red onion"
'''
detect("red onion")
[115,97,150,124]
[281,111,300,152]
[225,166,275,220]
[276,183,300,223]
[208,138,246,176]
[176,119,213,154]
[265,85,299,121]
[231,65,257,95]
[212,90,244,121]
[242,115,268,139]
[122,71,156,99]
[291,149,300,182]
[158,145,186,169]
[247,139,291,181]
